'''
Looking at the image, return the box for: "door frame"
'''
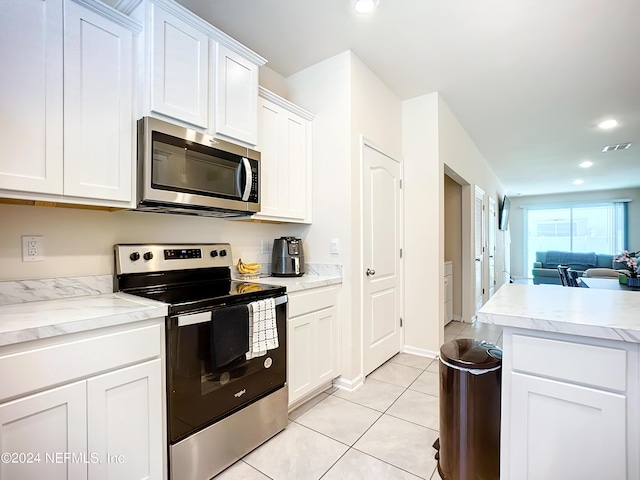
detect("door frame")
[359,136,404,377]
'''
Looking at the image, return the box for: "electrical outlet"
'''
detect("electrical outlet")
[22,236,44,262]
[261,239,271,254]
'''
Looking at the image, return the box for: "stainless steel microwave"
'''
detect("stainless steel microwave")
[136,117,260,217]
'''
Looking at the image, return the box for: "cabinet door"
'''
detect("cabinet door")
[256,96,310,222]
[63,0,134,203]
[0,381,87,480]
[151,5,208,128]
[315,307,339,385]
[0,0,63,194]
[87,359,163,480]
[288,313,315,404]
[509,372,627,480]
[257,98,282,217]
[214,43,258,145]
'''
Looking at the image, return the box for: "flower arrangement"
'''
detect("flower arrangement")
[614,250,640,278]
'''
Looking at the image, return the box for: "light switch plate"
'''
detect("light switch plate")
[22,235,44,262]
[330,238,340,254]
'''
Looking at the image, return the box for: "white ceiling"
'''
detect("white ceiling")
[176,0,640,197]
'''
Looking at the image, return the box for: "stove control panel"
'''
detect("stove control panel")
[115,243,233,274]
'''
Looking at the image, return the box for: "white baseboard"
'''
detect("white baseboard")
[402,345,439,359]
[332,374,364,393]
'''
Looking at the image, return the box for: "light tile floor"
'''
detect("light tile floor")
[214,320,502,480]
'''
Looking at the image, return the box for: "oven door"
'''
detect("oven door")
[166,295,287,444]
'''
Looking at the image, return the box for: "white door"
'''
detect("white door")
[363,142,402,376]
[87,360,163,480]
[474,186,485,314]
[488,196,496,297]
[0,381,87,480]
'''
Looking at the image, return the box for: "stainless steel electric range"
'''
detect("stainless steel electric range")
[114,244,287,480]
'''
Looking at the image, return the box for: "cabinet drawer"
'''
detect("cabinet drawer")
[0,323,162,401]
[511,334,627,391]
[288,286,337,318]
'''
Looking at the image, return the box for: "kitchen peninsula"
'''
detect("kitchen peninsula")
[478,283,640,480]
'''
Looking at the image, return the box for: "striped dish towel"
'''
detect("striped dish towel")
[247,298,278,358]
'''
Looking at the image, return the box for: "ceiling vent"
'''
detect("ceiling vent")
[602,142,632,152]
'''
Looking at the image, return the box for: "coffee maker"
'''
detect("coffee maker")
[271,237,305,277]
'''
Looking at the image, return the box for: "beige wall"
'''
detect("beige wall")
[0,203,307,281]
[403,92,508,355]
[509,188,640,278]
[286,50,403,386]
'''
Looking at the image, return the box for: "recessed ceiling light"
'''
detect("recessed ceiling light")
[354,0,379,14]
[579,161,593,168]
[573,179,584,185]
[598,119,618,130]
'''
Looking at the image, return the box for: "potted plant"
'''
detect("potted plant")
[614,250,640,286]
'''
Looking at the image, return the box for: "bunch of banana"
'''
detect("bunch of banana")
[237,282,263,294]
[236,258,262,275]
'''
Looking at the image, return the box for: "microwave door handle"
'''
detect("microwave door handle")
[240,157,252,201]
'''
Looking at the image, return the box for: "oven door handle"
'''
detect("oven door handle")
[177,294,288,327]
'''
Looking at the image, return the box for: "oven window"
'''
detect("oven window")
[152,132,241,198]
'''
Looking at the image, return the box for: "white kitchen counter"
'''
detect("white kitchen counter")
[477,283,640,343]
[253,274,342,293]
[479,283,640,478]
[0,292,168,347]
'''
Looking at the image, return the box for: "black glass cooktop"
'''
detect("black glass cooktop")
[116,268,285,315]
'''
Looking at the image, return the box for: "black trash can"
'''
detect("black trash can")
[434,338,502,480]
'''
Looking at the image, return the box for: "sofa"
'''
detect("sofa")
[532,251,623,285]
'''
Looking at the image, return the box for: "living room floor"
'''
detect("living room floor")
[215,320,503,480]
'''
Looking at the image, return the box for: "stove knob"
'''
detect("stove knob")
[129,252,140,261]
[210,250,218,258]
[219,249,227,257]
[143,252,153,261]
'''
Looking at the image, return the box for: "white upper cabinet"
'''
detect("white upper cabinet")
[63,0,136,202]
[137,0,265,146]
[0,0,139,207]
[214,43,259,145]
[150,4,208,128]
[254,88,313,223]
[0,0,64,195]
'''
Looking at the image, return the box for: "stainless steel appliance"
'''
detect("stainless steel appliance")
[271,236,305,277]
[136,117,260,217]
[114,244,287,479]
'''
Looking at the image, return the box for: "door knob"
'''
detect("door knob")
[366,268,376,276]
[475,258,481,262]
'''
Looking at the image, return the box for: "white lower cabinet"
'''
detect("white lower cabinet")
[501,328,639,480]
[0,381,88,480]
[443,261,453,327]
[87,360,163,480]
[0,321,165,480]
[287,286,340,407]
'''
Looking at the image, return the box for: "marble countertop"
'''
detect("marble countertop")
[0,293,168,347]
[478,283,640,343]
[249,274,342,293]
